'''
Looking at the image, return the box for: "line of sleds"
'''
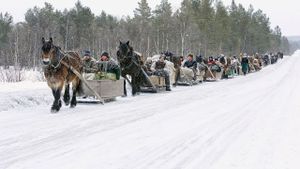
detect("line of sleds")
[140,54,227,92]
[40,38,284,113]
[77,51,284,104]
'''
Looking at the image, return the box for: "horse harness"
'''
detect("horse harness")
[44,47,80,82]
[118,52,142,76]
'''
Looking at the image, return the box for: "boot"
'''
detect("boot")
[166,86,171,91]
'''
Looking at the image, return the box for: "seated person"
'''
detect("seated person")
[183,54,197,80]
[207,56,222,72]
[196,54,206,71]
[144,57,153,75]
[219,54,227,65]
[94,52,121,80]
[196,54,203,63]
[82,50,96,80]
[150,55,171,91]
[207,56,216,65]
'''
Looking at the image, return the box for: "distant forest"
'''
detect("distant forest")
[0,0,291,67]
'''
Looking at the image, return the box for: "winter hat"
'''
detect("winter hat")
[196,55,203,62]
[84,50,91,56]
[101,51,109,58]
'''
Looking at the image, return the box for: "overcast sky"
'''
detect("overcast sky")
[0,0,299,36]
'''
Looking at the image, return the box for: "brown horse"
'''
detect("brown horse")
[41,37,82,113]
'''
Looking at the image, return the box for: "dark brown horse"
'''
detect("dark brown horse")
[41,37,82,112]
[117,41,147,96]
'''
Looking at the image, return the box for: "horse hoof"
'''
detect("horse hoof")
[64,97,70,106]
[51,107,60,113]
[70,100,77,108]
[51,109,59,113]
[64,98,70,106]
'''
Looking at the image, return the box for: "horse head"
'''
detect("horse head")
[117,41,132,60]
[41,37,61,66]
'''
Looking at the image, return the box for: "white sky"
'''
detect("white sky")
[0,0,299,36]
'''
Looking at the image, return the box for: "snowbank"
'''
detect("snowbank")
[0,81,51,112]
[0,67,45,82]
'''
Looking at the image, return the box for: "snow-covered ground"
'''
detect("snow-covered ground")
[0,67,44,82]
[1,51,300,169]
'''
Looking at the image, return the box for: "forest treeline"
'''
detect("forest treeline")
[0,0,292,67]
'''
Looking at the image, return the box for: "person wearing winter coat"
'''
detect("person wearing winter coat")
[231,56,240,75]
[183,54,198,80]
[207,56,216,65]
[82,50,97,80]
[144,57,154,75]
[94,52,121,80]
[241,53,249,75]
[183,54,197,69]
[151,55,171,91]
[82,50,96,73]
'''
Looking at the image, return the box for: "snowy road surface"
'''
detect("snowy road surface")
[1,51,300,169]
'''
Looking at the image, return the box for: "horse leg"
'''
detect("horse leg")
[136,75,142,94]
[63,84,70,106]
[121,73,127,97]
[70,78,80,108]
[131,76,137,96]
[123,77,127,97]
[51,88,62,113]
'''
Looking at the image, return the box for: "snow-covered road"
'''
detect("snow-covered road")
[1,51,300,169]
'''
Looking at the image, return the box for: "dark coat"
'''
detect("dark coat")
[155,60,166,70]
[95,60,121,80]
[183,60,197,69]
[241,57,249,73]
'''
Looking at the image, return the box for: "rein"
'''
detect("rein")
[48,47,79,70]
[50,48,65,69]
